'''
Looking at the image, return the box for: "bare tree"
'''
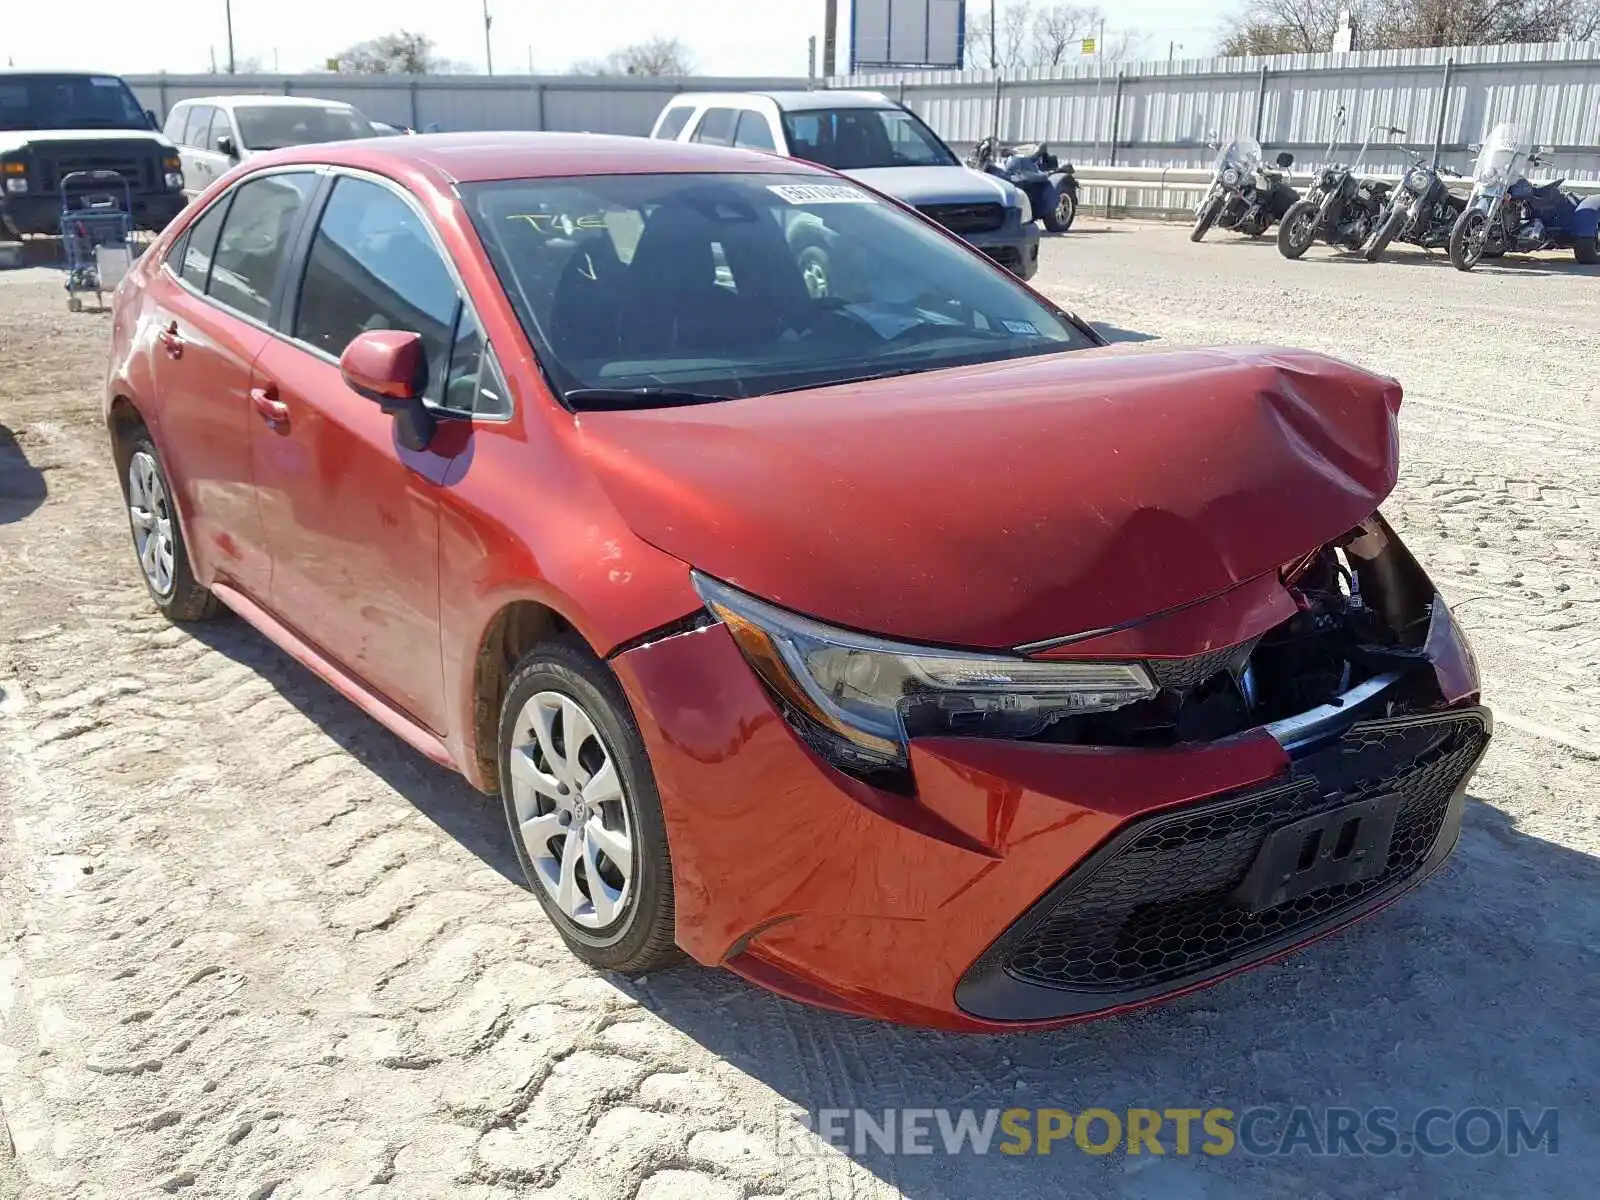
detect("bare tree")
[967,2,1146,68]
[332,31,450,75]
[570,36,696,76]
[1219,0,1600,55]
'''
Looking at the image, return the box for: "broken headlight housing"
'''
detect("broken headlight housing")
[694,573,1157,772]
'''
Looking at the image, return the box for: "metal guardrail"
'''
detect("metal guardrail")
[1070,165,1600,197]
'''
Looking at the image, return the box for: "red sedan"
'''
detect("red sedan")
[105,133,1490,1031]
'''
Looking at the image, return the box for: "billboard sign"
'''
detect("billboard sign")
[850,0,966,71]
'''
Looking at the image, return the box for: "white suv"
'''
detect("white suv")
[649,91,1039,279]
[162,96,376,196]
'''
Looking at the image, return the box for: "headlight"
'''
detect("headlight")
[1012,187,1032,225]
[164,171,185,190]
[1320,169,1339,190]
[694,573,1158,771]
[4,177,26,195]
[1221,166,1240,187]
[2,160,24,193]
[1478,164,1505,186]
[1406,167,1430,192]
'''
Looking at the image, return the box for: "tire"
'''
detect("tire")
[1042,188,1076,234]
[498,637,680,975]
[1190,194,1223,243]
[1276,200,1318,259]
[1449,210,1488,272]
[1365,202,1408,263]
[797,244,831,298]
[1574,235,1599,265]
[121,433,220,621]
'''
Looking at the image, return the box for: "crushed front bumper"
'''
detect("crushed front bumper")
[966,219,1040,279]
[610,598,1488,1032]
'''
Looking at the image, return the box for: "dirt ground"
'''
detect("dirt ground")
[1,225,1597,1200]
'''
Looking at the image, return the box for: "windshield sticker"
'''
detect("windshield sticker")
[1003,319,1040,336]
[767,183,875,206]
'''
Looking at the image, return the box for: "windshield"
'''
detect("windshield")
[1474,122,1528,185]
[234,105,374,151]
[0,74,148,132]
[781,107,958,170]
[1215,136,1263,175]
[464,172,1092,405]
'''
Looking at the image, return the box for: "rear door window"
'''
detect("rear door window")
[691,108,736,146]
[653,106,694,140]
[205,172,318,322]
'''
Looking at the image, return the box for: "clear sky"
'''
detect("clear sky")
[4,0,1233,77]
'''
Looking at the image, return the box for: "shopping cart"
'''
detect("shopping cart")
[59,169,134,312]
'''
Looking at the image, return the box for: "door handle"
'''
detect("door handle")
[250,384,289,426]
[157,321,184,359]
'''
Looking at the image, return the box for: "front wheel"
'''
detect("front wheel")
[1574,235,1600,265]
[1449,210,1490,272]
[1191,194,1223,243]
[1364,202,1408,263]
[1043,188,1076,234]
[498,638,680,975]
[1276,200,1318,259]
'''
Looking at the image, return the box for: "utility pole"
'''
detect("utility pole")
[483,0,494,76]
[990,0,998,69]
[808,35,817,81]
[224,0,236,74]
[822,0,838,75]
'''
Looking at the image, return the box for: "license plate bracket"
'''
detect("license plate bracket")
[1233,792,1402,913]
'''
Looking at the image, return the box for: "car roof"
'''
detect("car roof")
[0,70,129,79]
[246,131,831,185]
[666,90,895,114]
[177,95,359,110]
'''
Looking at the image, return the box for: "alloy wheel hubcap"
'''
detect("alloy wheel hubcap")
[508,691,633,929]
[127,451,175,596]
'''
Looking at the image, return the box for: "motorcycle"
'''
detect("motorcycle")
[1191,135,1299,242]
[1364,151,1467,263]
[1278,114,1400,260]
[1448,123,1600,271]
[968,137,1079,233]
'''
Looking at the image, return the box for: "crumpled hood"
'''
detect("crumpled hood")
[577,346,1402,650]
[845,164,1019,208]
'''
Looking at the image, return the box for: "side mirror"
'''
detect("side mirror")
[340,330,436,451]
[1275,151,1294,168]
[216,134,238,160]
[145,108,160,130]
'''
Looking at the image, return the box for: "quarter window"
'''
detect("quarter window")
[293,176,461,395]
[692,108,736,146]
[206,172,317,322]
[174,198,229,291]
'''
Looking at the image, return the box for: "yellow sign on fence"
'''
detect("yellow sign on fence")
[1081,37,1097,54]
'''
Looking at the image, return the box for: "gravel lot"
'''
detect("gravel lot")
[1,223,1597,1200]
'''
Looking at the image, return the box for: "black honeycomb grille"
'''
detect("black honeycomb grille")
[1146,640,1257,691]
[1002,711,1490,993]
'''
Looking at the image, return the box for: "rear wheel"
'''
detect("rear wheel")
[797,244,831,298]
[1574,235,1599,265]
[498,638,680,975]
[1364,202,1408,263]
[1276,200,1318,259]
[1449,210,1489,272]
[1190,194,1223,243]
[1043,188,1076,233]
[123,435,220,621]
